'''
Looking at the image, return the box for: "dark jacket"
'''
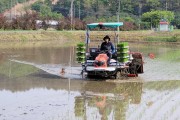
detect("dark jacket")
[100,41,115,53]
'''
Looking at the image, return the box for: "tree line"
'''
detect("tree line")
[0,0,179,30]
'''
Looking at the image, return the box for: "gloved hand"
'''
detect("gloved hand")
[108,51,112,54]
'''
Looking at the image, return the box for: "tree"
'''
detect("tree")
[145,0,160,12]
[52,0,71,17]
[172,12,180,29]
[39,4,63,20]
[0,14,7,29]
[44,0,52,6]
[142,10,174,28]
[31,1,43,12]
[40,4,52,19]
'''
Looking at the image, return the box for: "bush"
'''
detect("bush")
[74,18,86,30]
[140,22,151,30]
[56,18,71,30]
[172,12,180,29]
[146,35,178,42]
[12,18,20,30]
[167,34,178,42]
[56,18,85,30]
[0,14,7,29]
[11,11,38,30]
[41,20,49,30]
[3,21,12,30]
[120,22,138,31]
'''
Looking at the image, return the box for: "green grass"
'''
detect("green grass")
[0,30,179,49]
[0,61,38,78]
[146,34,180,42]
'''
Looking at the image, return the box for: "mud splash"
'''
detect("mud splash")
[10,59,83,79]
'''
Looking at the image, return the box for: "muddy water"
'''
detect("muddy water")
[0,43,180,120]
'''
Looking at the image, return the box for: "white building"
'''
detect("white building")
[159,21,169,31]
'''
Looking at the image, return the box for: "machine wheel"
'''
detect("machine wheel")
[115,71,121,79]
[87,74,96,78]
[81,71,86,79]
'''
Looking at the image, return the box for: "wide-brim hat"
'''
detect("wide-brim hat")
[103,35,110,41]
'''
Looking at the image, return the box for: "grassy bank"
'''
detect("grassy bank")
[0,30,82,42]
[0,30,179,48]
[0,30,84,48]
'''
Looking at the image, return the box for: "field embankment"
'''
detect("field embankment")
[0,30,83,48]
[0,30,179,48]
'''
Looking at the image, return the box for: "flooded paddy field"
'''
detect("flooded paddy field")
[0,43,180,120]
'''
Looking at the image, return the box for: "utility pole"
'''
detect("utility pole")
[138,1,142,30]
[117,0,120,22]
[78,1,81,19]
[70,0,75,30]
[15,0,16,18]
[73,4,75,29]
[74,4,75,18]
[10,0,12,20]
[24,0,27,13]
[117,0,120,43]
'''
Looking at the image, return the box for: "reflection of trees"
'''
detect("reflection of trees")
[114,99,127,120]
[74,81,143,120]
[74,96,85,117]
[2,47,75,64]
[0,71,84,92]
[111,82,143,104]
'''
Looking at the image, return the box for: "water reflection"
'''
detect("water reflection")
[1,72,180,120]
[74,81,143,120]
[0,47,76,65]
[0,72,143,120]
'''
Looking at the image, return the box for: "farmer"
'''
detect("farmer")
[100,35,115,65]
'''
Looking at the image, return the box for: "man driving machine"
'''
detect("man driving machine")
[100,35,115,65]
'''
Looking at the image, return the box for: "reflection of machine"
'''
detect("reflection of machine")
[76,22,144,79]
[74,81,143,119]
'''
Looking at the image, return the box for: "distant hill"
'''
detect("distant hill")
[2,0,40,19]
